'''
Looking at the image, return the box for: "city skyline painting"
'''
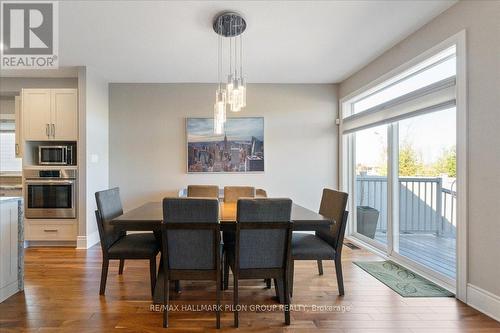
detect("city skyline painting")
[187,117,264,173]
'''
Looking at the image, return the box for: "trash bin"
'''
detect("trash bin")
[356,206,380,239]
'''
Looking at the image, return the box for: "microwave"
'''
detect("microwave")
[38,145,76,165]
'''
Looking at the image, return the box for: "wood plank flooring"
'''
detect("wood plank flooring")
[0,245,499,332]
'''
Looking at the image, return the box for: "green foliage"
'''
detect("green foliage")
[433,146,456,177]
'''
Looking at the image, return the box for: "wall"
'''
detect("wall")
[109,83,337,212]
[77,67,109,248]
[0,98,14,114]
[339,0,500,307]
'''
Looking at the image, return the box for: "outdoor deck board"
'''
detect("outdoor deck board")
[375,233,456,279]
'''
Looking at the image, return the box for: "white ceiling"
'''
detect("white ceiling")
[55,1,455,83]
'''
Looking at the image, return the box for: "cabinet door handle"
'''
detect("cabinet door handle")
[44,229,58,232]
[51,124,55,138]
[46,124,50,137]
[15,144,19,156]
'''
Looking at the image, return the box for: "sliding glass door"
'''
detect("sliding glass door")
[341,42,462,287]
[395,108,456,279]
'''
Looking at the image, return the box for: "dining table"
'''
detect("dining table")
[111,201,334,304]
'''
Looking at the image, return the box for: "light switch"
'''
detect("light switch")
[91,154,99,163]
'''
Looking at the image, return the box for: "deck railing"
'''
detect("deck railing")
[356,176,456,236]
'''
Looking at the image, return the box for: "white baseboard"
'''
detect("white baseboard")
[467,283,500,322]
[76,231,100,249]
[25,240,76,247]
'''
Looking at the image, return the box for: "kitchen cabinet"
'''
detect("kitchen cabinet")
[14,96,23,157]
[22,89,78,141]
[0,198,22,303]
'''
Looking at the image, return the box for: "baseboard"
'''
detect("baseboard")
[25,240,76,247]
[467,284,500,322]
[76,231,100,249]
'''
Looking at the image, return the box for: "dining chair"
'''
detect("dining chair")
[161,198,221,328]
[95,187,160,296]
[225,198,293,327]
[290,188,349,296]
[256,188,268,198]
[223,186,256,202]
[187,185,219,198]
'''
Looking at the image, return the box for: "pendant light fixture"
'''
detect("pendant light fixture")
[213,12,247,134]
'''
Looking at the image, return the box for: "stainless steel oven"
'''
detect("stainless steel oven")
[24,169,77,219]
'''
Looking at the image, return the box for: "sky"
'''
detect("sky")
[187,117,264,142]
[354,107,456,167]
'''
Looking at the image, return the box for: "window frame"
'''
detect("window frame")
[339,30,467,300]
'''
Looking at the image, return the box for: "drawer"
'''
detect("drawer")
[26,221,77,241]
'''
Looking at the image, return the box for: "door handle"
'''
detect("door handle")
[15,144,19,156]
[46,124,49,137]
[51,124,55,138]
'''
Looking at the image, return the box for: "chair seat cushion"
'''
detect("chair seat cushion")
[108,233,160,258]
[291,233,335,260]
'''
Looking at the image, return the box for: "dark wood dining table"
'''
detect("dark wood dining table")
[111,201,334,303]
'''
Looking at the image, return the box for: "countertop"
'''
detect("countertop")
[0,196,22,202]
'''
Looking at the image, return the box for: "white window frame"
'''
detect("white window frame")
[339,30,467,301]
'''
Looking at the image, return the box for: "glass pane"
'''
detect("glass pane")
[344,46,457,118]
[354,124,388,245]
[396,108,456,279]
[0,132,22,171]
[28,185,73,209]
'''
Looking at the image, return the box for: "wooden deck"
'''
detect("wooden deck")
[376,232,456,278]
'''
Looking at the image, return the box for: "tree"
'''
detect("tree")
[398,143,424,176]
[433,146,456,177]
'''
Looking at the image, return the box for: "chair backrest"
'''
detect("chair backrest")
[235,198,292,269]
[224,186,256,203]
[187,185,219,198]
[315,188,349,251]
[162,198,220,270]
[95,187,126,251]
[256,188,267,198]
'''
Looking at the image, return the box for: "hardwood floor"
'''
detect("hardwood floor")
[1,244,499,332]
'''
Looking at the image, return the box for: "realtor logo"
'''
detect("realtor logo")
[1,1,58,68]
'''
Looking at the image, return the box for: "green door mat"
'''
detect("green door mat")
[353,260,454,297]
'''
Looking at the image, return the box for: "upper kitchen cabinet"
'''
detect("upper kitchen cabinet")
[22,89,78,141]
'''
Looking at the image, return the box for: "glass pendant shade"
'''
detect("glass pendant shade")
[238,77,246,108]
[213,89,226,135]
[226,74,234,104]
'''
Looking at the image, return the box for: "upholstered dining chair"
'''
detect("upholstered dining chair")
[187,185,219,198]
[95,188,160,296]
[161,198,222,328]
[223,186,256,202]
[256,188,268,198]
[225,198,293,327]
[290,189,349,296]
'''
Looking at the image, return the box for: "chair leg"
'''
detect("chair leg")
[99,259,109,295]
[265,278,272,289]
[118,259,125,275]
[317,260,324,275]
[334,257,344,296]
[223,254,230,290]
[220,251,225,291]
[163,279,170,328]
[233,272,239,328]
[289,260,295,298]
[274,278,285,304]
[149,257,157,297]
[175,280,181,293]
[284,272,291,325]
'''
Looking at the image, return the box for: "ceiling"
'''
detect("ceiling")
[33,1,458,83]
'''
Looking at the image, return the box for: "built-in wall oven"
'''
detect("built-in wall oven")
[24,169,77,219]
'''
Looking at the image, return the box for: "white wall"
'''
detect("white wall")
[77,67,109,248]
[0,98,15,114]
[339,0,500,308]
[109,83,338,212]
